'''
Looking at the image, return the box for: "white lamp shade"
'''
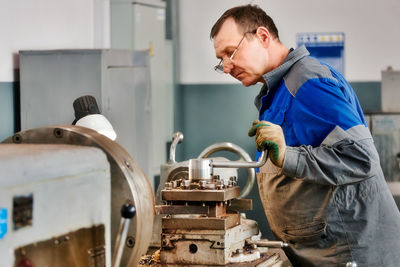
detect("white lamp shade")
[75,114,117,141]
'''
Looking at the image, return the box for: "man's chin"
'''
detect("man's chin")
[232,74,256,87]
[241,79,256,87]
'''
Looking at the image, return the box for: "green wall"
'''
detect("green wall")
[351,81,381,112]
[174,84,259,160]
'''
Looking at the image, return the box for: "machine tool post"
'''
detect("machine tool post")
[112,203,136,267]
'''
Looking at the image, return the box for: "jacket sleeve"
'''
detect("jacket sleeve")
[282,126,381,186]
[281,74,380,186]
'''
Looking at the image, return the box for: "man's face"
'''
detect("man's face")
[213,18,268,86]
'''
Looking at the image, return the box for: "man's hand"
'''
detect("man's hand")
[248,120,286,168]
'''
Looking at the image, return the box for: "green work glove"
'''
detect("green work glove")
[248,120,286,168]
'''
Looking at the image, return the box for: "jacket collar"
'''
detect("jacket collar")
[254,45,310,111]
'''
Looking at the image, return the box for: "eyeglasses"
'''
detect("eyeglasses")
[214,30,256,73]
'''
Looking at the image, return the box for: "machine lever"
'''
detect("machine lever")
[169,132,184,163]
[189,151,268,181]
[245,239,288,248]
[211,150,267,168]
[112,203,136,267]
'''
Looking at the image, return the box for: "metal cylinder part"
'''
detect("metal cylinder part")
[188,158,213,181]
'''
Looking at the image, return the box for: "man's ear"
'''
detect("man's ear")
[255,27,271,47]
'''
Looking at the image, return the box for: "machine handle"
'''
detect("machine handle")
[169,132,184,163]
[189,151,268,183]
[120,203,136,219]
[112,203,136,267]
[211,151,267,168]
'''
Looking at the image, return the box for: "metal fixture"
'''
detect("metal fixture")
[198,142,257,198]
[189,151,266,181]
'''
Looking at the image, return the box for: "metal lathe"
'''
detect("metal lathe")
[0,126,289,267]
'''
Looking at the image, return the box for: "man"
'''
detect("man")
[211,5,400,267]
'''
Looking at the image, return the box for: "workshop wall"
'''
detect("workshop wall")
[0,0,110,141]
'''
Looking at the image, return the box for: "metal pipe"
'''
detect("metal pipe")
[211,151,267,168]
[112,217,130,267]
[189,158,213,181]
[169,132,184,163]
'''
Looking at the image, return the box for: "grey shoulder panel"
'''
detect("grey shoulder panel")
[321,125,372,146]
[283,57,337,97]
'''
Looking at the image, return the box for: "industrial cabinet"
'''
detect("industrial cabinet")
[19,49,156,188]
[366,114,400,182]
[365,113,400,208]
[111,0,175,184]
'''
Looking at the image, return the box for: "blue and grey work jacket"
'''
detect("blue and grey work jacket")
[255,45,400,266]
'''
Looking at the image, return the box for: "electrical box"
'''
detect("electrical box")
[111,0,174,182]
[369,114,400,182]
[382,69,400,112]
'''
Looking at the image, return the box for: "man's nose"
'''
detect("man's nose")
[223,60,234,74]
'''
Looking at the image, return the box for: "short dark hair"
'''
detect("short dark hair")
[210,5,279,40]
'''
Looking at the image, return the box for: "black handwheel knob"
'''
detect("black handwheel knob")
[120,203,136,219]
